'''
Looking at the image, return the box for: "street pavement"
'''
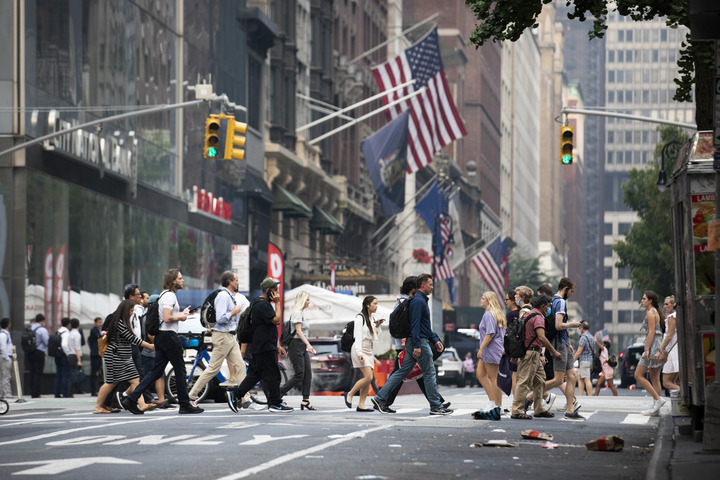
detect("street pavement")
[0,386,709,479]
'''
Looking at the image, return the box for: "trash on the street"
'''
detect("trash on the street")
[470,439,516,448]
[585,436,624,452]
[542,442,559,449]
[521,429,554,441]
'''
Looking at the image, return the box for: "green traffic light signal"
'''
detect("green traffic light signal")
[208,146,218,158]
[562,154,572,164]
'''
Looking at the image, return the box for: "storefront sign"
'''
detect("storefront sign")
[42,110,137,182]
[189,186,232,223]
[268,243,284,327]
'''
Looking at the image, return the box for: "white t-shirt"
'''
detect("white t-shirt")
[235,292,250,314]
[159,290,179,332]
[131,304,144,338]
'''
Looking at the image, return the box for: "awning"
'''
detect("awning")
[238,170,274,204]
[272,184,312,218]
[310,207,344,235]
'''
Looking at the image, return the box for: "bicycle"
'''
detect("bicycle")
[165,332,288,403]
[0,398,8,415]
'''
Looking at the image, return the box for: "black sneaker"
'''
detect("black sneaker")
[226,391,238,413]
[116,391,125,409]
[268,403,293,412]
[386,406,397,414]
[564,410,585,420]
[443,402,452,409]
[371,397,391,414]
[430,406,453,415]
[523,398,532,413]
[179,403,204,414]
[121,396,143,415]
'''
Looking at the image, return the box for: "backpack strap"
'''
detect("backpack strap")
[522,311,541,349]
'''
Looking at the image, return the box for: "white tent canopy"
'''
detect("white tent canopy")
[284,284,393,353]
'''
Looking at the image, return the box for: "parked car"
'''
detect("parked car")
[308,337,354,392]
[619,343,645,388]
[435,347,464,387]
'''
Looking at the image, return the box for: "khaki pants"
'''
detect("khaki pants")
[189,331,250,404]
[512,350,547,415]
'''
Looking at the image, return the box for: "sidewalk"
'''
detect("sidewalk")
[647,413,720,479]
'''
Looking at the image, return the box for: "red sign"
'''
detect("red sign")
[444,323,456,332]
[268,242,284,335]
[191,185,232,222]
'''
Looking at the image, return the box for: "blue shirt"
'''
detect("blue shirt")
[213,288,238,333]
[408,291,439,349]
[32,323,49,353]
[552,294,569,346]
[578,332,595,362]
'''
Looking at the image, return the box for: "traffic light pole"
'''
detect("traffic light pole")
[560,107,696,130]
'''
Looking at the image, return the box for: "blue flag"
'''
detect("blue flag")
[414,181,448,257]
[362,111,409,216]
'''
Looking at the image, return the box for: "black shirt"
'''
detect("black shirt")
[250,298,278,355]
[89,326,102,357]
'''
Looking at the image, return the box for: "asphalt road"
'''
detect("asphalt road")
[0,386,662,479]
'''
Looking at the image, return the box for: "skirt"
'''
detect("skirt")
[103,344,140,384]
[662,346,679,374]
[351,339,374,368]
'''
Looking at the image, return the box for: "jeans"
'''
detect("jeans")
[90,355,102,395]
[54,355,69,397]
[374,339,442,409]
[129,331,191,407]
[27,350,45,397]
[281,338,312,399]
[236,350,282,407]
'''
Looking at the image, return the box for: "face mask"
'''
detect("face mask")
[546,307,552,316]
[516,300,521,306]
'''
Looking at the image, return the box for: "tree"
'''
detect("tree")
[613,127,690,296]
[464,0,715,129]
[508,251,556,292]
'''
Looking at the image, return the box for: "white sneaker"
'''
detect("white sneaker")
[650,398,666,414]
[544,393,557,411]
[219,380,239,387]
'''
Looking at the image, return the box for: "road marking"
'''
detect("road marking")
[449,409,476,416]
[621,414,651,425]
[238,434,308,445]
[0,417,172,446]
[215,425,392,480]
[0,457,140,475]
[217,422,262,430]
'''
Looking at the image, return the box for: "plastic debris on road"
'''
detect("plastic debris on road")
[520,430,554,441]
[542,442,559,449]
[469,440,516,448]
[585,435,624,452]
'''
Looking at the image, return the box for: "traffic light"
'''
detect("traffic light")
[204,115,222,158]
[226,119,247,161]
[560,126,574,165]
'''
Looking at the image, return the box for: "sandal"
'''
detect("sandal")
[140,403,158,412]
[510,413,533,420]
[93,407,113,414]
[301,401,317,411]
[534,411,555,418]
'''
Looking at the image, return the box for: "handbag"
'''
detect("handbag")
[496,355,513,396]
[607,355,618,368]
[98,334,108,357]
[72,367,87,384]
[656,342,676,364]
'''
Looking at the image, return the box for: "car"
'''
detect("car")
[308,337,354,392]
[619,343,644,388]
[435,347,464,387]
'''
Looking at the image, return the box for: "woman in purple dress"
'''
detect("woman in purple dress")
[473,291,507,420]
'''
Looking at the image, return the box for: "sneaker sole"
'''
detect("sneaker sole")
[371,398,388,414]
[226,392,238,413]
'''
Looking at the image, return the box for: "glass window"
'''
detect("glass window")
[608,91,615,103]
[626,30,633,42]
[605,223,613,235]
[618,50,624,63]
[618,288,632,301]
[608,70,615,83]
[625,151,632,164]
[661,30,667,42]
[608,50,615,62]
[625,131,632,143]
[607,151,614,164]
[608,131,615,143]
[617,70,624,82]
[625,49,633,62]
[618,30,624,42]
[604,267,613,279]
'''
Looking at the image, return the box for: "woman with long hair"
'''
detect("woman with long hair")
[635,291,667,415]
[656,295,679,391]
[93,300,155,414]
[593,341,618,396]
[280,291,318,409]
[344,296,382,412]
[473,291,507,420]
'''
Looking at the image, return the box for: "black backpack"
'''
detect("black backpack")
[389,298,412,339]
[21,325,37,353]
[545,294,566,343]
[280,317,297,346]
[236,300,256,344]
[146,290,170,336]
[200,289,235,328]
[504,310,539,359]
[47,331,65,358]
[340,319,356,353]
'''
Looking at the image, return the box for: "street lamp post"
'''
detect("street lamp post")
[656,140,682,192]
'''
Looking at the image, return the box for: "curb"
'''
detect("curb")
[646,414,673,480]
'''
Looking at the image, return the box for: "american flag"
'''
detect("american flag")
[372,27,467,173]
[434,216,454,281]
[471,236,509,302]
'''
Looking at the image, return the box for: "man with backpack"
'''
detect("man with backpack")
[48,318,73,398]
[510,295,561,419]
[122,269,203,415]
[371,274,452,416]
[190,271,252,408]
[545,277,583,420]
[0,318,13,398]
[25,314,48,398]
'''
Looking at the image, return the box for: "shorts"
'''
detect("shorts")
[554,342,574,372]
[578,360,593,378]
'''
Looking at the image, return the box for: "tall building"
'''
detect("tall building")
[602,13,694,349]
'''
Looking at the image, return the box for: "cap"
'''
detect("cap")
[260,277,281,291]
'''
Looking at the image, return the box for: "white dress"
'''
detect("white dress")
[351,314,378,368]
[662,312,679,374]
